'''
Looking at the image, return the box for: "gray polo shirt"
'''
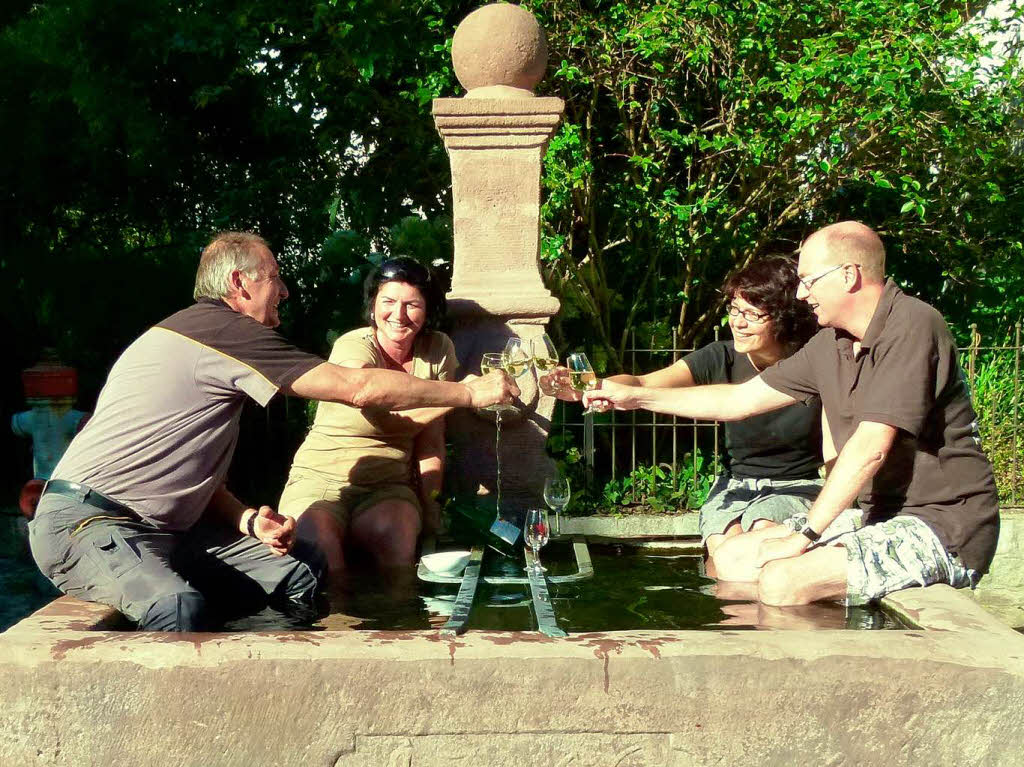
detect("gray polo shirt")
[760,280,999,573]
[47,299,323,531]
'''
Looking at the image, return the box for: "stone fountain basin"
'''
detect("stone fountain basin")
[2,583,1023,766]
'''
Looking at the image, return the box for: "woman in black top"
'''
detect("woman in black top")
[547,256,831,578]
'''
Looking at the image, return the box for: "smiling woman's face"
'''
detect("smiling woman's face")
[373,281,428,346]
[728,293,779,356]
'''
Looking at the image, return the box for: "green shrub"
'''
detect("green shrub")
[963,339,1024,507]
[599,455,713,514]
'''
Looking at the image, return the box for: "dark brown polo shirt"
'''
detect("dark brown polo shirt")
[760,280,999,573]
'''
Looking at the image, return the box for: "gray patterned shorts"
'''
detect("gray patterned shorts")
[785,512,980,606]
[699,475,824,541]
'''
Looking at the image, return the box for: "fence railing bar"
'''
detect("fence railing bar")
[556,326,1021,510]
[1013,322,1021,508]
[671,326,679,491]
[631,327,638,504]
[650,329,657,501]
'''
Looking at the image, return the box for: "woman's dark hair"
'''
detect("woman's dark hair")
[722,255,818,353]
[363,256,447,331]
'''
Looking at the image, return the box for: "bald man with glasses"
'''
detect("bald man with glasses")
[587,221,999,608]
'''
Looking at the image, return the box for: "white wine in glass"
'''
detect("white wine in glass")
[531,333,559,372]
[503,337,533,378]
[566,352,598,413]
[480,352,513,412]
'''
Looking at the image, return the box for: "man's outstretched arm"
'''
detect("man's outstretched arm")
[286,363,518,411]
[583,375,798,421]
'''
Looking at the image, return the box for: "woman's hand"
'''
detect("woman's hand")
[581,379,641,412]
[538,366,582,401]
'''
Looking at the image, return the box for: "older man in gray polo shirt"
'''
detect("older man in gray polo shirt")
[587,222,998,607]
[29,232,518,631]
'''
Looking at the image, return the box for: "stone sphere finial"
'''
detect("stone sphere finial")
[452,4,548,98]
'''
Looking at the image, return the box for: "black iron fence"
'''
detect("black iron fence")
[557,322,1023,510]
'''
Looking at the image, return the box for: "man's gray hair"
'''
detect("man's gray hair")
[193,232,270,301]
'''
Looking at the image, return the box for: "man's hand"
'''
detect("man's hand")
[582,379,641,412]
[538,366,583,401]
[251,506,295,556]
[464,371,520,409]
[754,531,810,568]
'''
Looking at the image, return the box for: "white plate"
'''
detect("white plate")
[421,550,472,575]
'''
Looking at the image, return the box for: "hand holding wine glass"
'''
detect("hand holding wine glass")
[566,352,599,413]
[534,334,575,399]
[480,352,515,412]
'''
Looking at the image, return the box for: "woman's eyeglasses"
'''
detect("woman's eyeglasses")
[726,305,770,323]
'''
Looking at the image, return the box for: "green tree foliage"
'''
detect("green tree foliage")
[528,0,1024,368]
[0,0,468,496]
[5,0,1023,502]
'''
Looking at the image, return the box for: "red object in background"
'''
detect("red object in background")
[22,360,78,399]
[19,479,45,520]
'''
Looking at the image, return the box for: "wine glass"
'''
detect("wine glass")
[480,352,513,412]
[531,334,559,373]
[566,352,598,414]
[524,508,550,574]
[503,337,533,379]
[543,475,570,537]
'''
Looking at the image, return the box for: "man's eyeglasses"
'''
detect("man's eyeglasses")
[726,305,771,324]
[798,263,857,291]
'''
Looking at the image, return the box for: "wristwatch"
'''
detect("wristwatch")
[795,519,821,543]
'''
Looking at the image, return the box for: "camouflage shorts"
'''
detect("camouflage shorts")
[786,512,979,606]
[698,475,823,541]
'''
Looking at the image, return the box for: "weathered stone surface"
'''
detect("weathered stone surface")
[432,7,565,515]
[2,589,1024,766]
[451,4,548,95]
[560,514,701,539]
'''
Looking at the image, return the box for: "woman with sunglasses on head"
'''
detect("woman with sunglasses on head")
[543,256,831,579]
[279,257,455,581]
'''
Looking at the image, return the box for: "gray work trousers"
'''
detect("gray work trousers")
[29,493,324,631]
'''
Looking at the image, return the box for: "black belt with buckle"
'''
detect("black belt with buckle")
[42,479,137,516]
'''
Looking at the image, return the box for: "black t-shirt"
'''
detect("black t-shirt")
[684,341,823,480]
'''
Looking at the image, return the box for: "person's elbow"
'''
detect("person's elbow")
[345,369,386,409]
[856,422,898,471]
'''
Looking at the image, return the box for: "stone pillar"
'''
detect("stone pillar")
[433,4,564,518]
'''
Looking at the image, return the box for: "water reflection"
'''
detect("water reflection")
[221,543,895,632]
